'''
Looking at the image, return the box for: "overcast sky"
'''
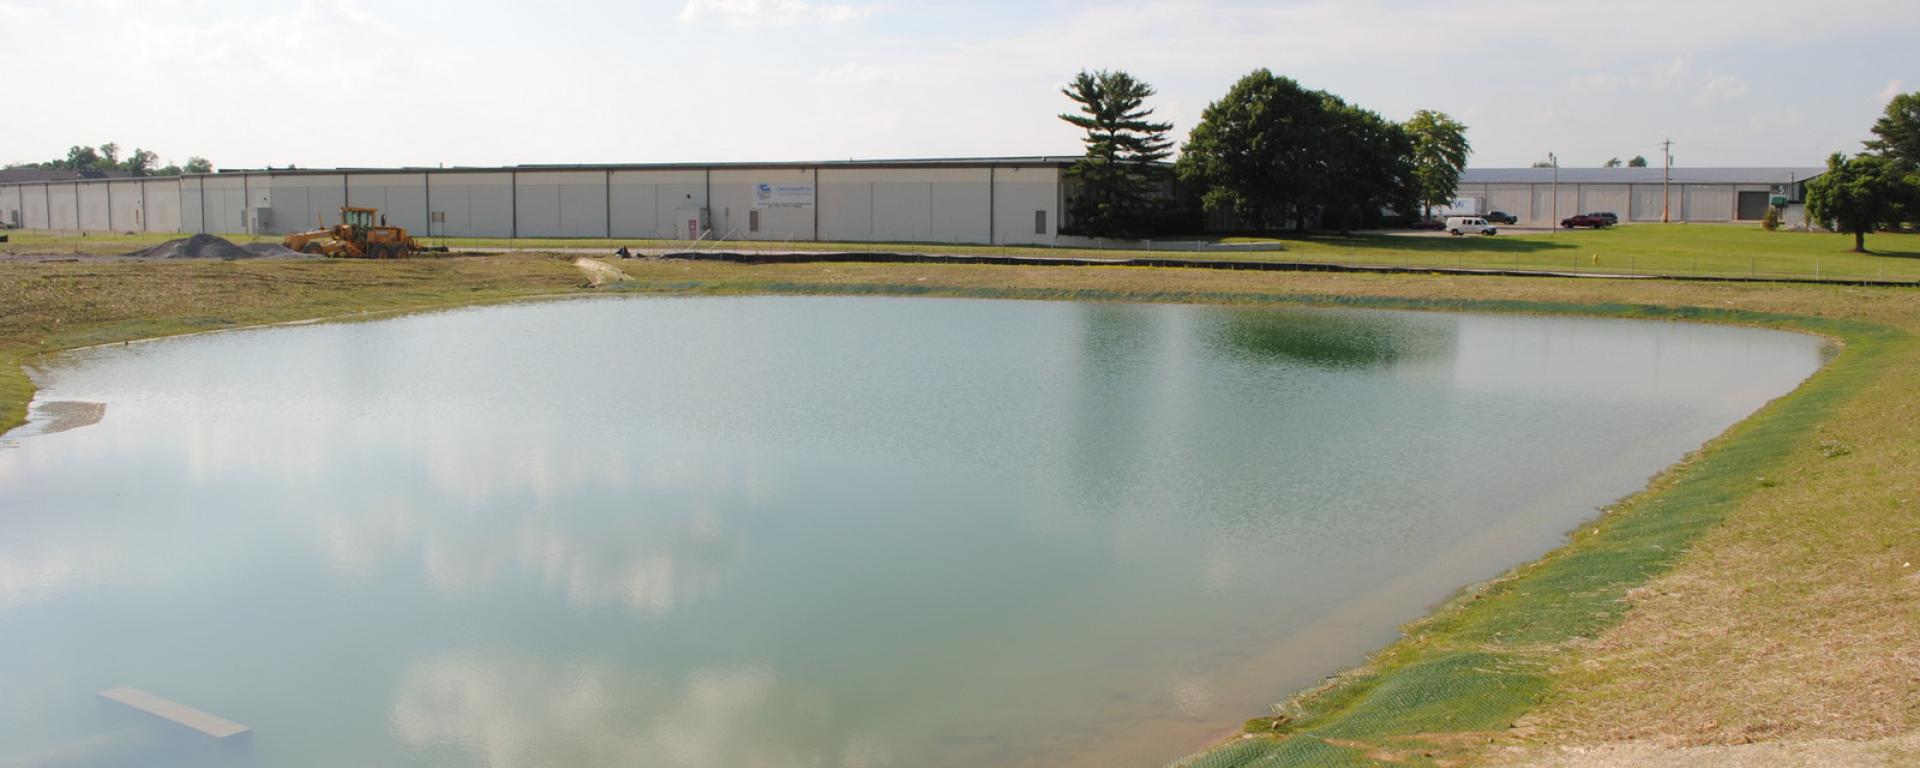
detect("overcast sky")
[2,0,1914,171]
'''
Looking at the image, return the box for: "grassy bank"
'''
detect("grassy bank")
[0,255,584,431]
[9,225,1920,283]
[1171,309,1906,767]
[1,255,1915,767]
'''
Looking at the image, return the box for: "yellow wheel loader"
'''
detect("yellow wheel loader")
[282,207,447,258]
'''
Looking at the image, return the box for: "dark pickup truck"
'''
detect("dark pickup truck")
[1484,211,1518,225]
[1560,213,1613,228]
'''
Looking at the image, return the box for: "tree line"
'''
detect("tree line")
[1806,92,1920,252]
[6,142,211,177]
[1058,69,1469,239]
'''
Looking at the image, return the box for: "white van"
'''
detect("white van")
[1444,216,1497,236]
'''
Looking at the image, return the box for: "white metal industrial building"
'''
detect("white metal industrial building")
[2,160,1834,242]
[1450,167,1825,225]
[0,157,1075,246]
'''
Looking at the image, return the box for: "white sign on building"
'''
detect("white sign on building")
[753,183,815,209]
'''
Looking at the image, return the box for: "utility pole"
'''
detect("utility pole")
[1661,138,1673,223]
[1549,152,1558,235]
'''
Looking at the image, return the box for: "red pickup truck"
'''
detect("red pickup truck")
[1560,213,1613,228]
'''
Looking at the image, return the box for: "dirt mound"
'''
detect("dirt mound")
[127,234,309,260]
[240,242,308,258]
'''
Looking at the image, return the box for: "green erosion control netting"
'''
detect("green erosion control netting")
[1149,309,1902,767]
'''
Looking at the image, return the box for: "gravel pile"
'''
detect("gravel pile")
[127,234,310,260]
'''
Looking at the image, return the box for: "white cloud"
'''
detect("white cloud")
[1700,74,1750,102]
[6,0,1919,168]
[676,0,872,27]
[815,62,902,84]
[1879,79,1907,105]
[0,1,47,21]
[1570,56,1746,103]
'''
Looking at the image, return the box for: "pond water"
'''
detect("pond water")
[0,296,1825,768]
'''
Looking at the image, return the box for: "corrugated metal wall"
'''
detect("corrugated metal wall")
[270,174,345,234]
[348,173,430,234]
[1683,185,1732,221]
[1,162,1066,243]
[1487,185,1530,220]
[992,166,1060,244]
[144,179,180,232]
[816,167,994,245]
[514,170,607,238]
[0,185,20,227]
[24,185,50,229]
[107,180,143,231]
[179,177,202,233]
[1630,185,1667,221]
[609,169,707,238]
[710,168,813,241]
[1577,185,1630,217]
[76,183,110,230]
[201,176,248,235]
[427,172,514,238]
[1,168,1811,239]
[48,183,78,229]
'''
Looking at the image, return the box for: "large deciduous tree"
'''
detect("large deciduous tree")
[1628,155,1649,167]
[3,142,204,176]
[1806,152,1909,252]
[123,148,158,176]
[1319,96,1416,232]
[62,145,104,171]
[1059,70,1174,238]
[1404,110,1471,220]
[1176,69,1331,232]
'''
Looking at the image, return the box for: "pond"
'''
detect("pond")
[0,295,1825,767]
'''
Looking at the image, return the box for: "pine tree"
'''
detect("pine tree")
[1864,91,1920,169]
[1059,70,1173,237]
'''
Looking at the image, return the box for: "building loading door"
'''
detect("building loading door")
[1736,191,1769,221]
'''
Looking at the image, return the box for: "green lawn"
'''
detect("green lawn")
[1202,225,1920,281]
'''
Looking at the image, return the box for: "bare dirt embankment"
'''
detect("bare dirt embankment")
[571,257,632,286]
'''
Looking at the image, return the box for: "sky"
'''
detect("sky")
[1,0,1915,171]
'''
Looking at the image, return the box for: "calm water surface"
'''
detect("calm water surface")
[0,296,1824,767]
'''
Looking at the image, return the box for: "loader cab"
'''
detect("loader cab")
[341,207,377,236]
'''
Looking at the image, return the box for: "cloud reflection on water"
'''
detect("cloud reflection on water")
[391,654,892,768]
